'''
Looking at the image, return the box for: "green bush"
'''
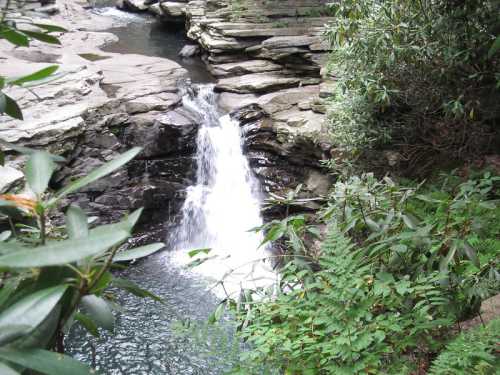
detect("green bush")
[325,0,500,168]
[429,318,500,375]
[233,225,450,374]
[228,172,499,373]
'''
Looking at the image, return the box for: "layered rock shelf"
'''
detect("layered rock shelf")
[115,0,336,216]
[0,0,197,229]
[1,0,336,232]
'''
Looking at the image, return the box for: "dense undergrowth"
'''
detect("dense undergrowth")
[325,0,499,175]
[221,172,499,374]
[220,0,500,373]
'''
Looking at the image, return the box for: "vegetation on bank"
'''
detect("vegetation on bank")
[325,0,499,175]
[224,172,499,374]
[219,0,500,373]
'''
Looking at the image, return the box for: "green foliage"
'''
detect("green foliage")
[323,172,500,319]
[325,0,500,167]
[233,225,450,374]
[228,172,499,373]
[0,146,165,372]
[429,318,500,375]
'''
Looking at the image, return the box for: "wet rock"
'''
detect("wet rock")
[0,166,24,193]
[178,44,201,58]
[215,72,303,94]
[159,1,186,17]
[119,0,149,11]
[0,0,195,228]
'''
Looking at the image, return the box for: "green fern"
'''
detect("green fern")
[429,318,500,375]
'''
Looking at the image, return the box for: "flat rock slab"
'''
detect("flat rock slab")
[257,85,320,114]
[0,166,24,193]
[215,72,304,94]
[0,0,187,148]
[199,32,255,52]
[272,108,325,136]
[261,35,322,49]
[209,59,282,77]
[159,1,186,17]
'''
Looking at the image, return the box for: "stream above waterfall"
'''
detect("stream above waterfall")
[93,2,213,83]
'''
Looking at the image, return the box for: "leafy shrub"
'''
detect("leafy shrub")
[429,318,500,375]
[322,172,500,319]
[325,0,500,170]
[0,144,164,373]
[227,172,499,373]
[232,225,450,374]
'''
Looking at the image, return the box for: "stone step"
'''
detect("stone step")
[215,72,320,94]
[220,27,323,38]
[209,59,282,77]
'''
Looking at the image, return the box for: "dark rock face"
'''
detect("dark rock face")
[232,102,333,219]
[54,100,199,227]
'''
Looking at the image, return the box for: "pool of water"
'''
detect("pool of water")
[67,252,240,374]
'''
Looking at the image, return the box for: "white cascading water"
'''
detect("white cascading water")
[171,85,274,297]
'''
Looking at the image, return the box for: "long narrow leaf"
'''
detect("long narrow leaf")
[65,205,88,239]
[0,93,23,120]
[0,286,67,345]
[0,230,129,268]
[0,362,20,375]
[32,23,68,32]
[80,295,114,331]
[90,208,143,237]
[25,151,56,195]
[0,348,94,375]
[113,242,164,262]
[19,30,60,45]
[112,278,163,303]
[10,66,59,86]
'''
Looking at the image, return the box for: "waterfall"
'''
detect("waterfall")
[171,85,274,297]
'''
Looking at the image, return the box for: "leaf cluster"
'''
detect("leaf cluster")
[0,145,165,374]
[325,0,500,170]
[229,171,499,374]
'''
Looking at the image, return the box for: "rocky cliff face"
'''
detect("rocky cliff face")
[182,0,335,216]
[1,0,335,234]
[0,1,199,233]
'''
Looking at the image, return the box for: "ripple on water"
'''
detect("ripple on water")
[66,252,240,374]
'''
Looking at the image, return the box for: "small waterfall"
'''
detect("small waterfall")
[172,85,274,296]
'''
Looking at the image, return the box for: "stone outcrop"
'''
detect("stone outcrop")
[183,0,332,94]
[1,0,335,233]
[231,84,333,218]
[175,0,334,210]
[0,0,197,228]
